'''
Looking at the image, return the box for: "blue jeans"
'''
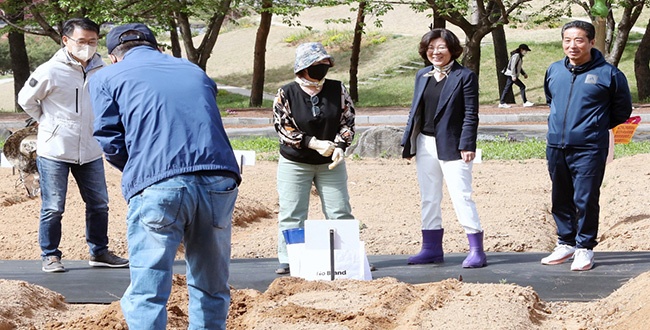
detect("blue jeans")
[120,173,238,330]
[276,156,354,264]
[547,147,607,249]
[36,157,109,258]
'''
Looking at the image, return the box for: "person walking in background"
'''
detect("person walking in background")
[542,20,632,271]
[272,42,356,275]
[17,18,128,273]
[401,28,487,269]
[498,44,534,108]
[90,23,241,329]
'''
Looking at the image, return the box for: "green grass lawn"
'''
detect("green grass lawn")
[216,89,273,110]
[230,136,650,161]
[215,31,645,108]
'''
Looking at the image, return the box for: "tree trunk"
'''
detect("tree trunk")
[250,0,273,107]
[594,17,607,54]
[175,0,232,71]
[169,18,182,58]
[605,11,615,53]
[492,26,513,104]
[5,1,31,112]
[175,11,198,64]
[8,31,30,112]
[349,1,366,103]
[634,19,650,101]
[462,31,482,77]
[196,0,232,71]
[432,13,445,29]
[605,0,644,66]
[30,10,62,44]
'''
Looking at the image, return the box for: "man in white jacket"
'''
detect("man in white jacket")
[18,18,128,273]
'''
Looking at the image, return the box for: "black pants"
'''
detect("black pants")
[546,147,608,249]
[500,76,527,103]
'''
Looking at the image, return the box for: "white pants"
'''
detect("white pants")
[415,134,482,233]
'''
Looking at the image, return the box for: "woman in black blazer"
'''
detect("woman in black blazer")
[401,28,486,268]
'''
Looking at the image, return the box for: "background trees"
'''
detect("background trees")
[0,0,238,110]
[541,0,647,67]
[634,18,650,100]
[0,0,648,112]
[420,0,534,77]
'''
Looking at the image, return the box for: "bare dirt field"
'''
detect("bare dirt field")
[2,150,650,328]
[2,4,650,329]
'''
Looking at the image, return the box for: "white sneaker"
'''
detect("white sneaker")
[541,244,576,265]
[498,103,511,108]
[523,101,535,107]
[571,249,594,271]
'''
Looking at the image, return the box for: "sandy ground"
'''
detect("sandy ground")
[2,4,650,329]
[2,151,650,328]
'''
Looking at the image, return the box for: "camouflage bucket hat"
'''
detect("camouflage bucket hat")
[294,42,334,73]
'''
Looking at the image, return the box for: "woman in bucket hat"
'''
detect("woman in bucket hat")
[272,42,356,275]
[498,44,534,108]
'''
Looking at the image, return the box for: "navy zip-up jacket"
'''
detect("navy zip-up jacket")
[544,49,632,149]
[89,46,241,200]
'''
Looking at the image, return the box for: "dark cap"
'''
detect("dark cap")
[106,23,158,54]
[519,44,531,51]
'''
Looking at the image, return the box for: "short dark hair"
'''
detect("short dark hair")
[110,31,156,57]
[561,20,595,41]
[418,28,464,62]
[62,18,100,36]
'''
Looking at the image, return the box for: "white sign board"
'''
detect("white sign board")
[305,219,360,250]
[286,219,372,281]
[233,150,256,166]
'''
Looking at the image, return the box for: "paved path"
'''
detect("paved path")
[223,122,650,142]
[3,115,650,142]
[2,81,649,141]
[218,84,276,101]
[3,251,650,303]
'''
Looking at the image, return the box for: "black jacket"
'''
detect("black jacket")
[402,61,479,160]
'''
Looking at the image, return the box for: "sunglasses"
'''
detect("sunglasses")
[310,95,321,116]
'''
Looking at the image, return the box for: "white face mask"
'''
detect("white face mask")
[70,44,97,62]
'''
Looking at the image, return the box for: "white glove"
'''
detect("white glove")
[328,148,344,170]
[308,137,335,157]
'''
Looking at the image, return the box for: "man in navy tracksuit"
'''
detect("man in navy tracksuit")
[541,20,632,271]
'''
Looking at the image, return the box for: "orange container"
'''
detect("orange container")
[612,116,641,144]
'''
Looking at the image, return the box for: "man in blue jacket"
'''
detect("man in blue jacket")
[542,20,632,271]
[89,23,241,329]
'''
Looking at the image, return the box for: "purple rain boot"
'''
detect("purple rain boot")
[462,231,487,268]
[407,229,444,264]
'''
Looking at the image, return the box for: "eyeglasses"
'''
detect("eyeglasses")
[66,36,99,47]
[427,45,448,52]
[310,95,321,117]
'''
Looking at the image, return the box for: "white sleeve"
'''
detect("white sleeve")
[17,66,52,121]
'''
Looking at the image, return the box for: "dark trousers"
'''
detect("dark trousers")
[500,76,527,103]
[546,147,608,249]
